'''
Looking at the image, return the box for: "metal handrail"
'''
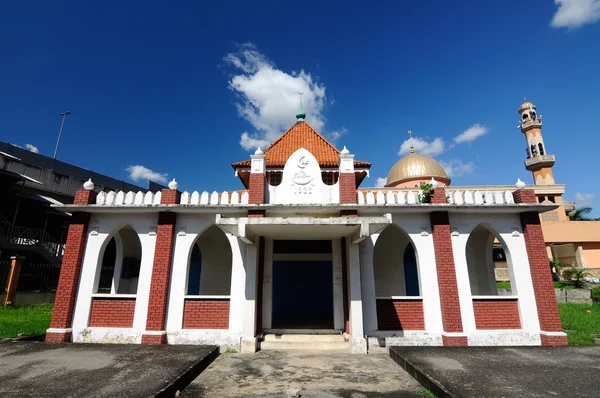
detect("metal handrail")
[0,221,64,262]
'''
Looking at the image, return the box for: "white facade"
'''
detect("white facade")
[58,147,563,352]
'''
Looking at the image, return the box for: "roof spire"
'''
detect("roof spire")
[296,91,306,122]
[408,130,415,153]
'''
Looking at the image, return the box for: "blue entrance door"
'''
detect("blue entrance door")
[272,260,333,328]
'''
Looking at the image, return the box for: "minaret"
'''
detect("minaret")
[518,99,555,185]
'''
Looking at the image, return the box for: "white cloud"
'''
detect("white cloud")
[328,127,347,142]
[453,124,488,144]
[551,0,600,29]
[25,144,39,153]
[126,165,168,183]
[375,177,387,188]
[575,192,596,207]
[224,43,329,151]
[439,160,475,177]
[398,137,445,157]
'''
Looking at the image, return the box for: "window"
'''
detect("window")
[538,143,544,156]
[321,172,339,185]
[526,147,531,159]
[538,196,546,203]
[267,172,282,186]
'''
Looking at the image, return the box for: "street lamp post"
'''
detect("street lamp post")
[53,111,71,160]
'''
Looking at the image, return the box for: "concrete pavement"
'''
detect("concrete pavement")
[0,341,217,398]
[391,346,600,398]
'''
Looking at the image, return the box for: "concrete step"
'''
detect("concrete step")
[259,340,349,350]
[263,333,344,342]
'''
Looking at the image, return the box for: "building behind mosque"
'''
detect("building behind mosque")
[45,100,598,352]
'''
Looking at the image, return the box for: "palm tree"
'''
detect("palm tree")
[569,207,594,221]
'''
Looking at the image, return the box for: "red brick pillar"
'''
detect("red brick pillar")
[513,189,567,346]
[248,148,266,217]
[46,187,97,342]
[430,187,467,346]
[339,147,357,218]
[141,187,180,344]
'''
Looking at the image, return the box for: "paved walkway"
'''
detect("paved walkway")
[0,341,217,398]
[391,346,600,398]
[183,350,422,398]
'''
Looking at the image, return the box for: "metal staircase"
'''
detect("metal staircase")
[0,213,64,264]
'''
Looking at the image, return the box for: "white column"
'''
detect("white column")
[261,238,274,330]
[503,231,540,332]
[575,244,586,267]
[359,234,378,335]
[241,241,258,353]
[348,240,367,353]
[227,235,246,336]
[332,238,344,330]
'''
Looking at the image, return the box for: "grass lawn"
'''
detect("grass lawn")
[559,302,600,345]
[496,281,575,289]
[0,304,53,339]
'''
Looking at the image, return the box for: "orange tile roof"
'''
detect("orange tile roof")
[232,121,371,169]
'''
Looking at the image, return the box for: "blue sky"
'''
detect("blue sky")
[1,1,599,214]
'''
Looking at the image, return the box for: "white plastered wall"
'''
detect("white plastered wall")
[194,226,233,295]
[449,213,541,345]
[363,213,444,347]
[373,227,410,296]
[72,213,158,343]
[166,214,243,347]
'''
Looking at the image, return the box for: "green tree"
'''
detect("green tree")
[569,207,595,221]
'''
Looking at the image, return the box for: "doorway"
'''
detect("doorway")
[270,240,334,329]
[272,260,333,329]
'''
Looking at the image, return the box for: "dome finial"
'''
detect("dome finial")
[296,91,306,121]
[408,130,415,153]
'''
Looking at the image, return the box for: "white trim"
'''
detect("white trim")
[183,295,231,300]
[46,328,72,333]
[376,296,423,300]
[441,332,469,337]
[539,331,568,336]
[471,295,518,300]
[142,330,167,336]
[91,293,137,299]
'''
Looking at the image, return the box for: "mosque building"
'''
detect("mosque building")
[45,100,598,352]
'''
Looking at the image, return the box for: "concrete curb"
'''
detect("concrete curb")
[389,347,456,398]
[154,345,219,398]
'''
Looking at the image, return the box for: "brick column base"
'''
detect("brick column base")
[442,335,469,346]
[45,329,72,343]
[141,332,167,345]
[540,334,568,346]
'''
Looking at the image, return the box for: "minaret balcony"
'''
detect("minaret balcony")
[520,119,542,131]
[525,154,555,170]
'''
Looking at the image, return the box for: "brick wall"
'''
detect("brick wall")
[472,299,521,330]
[513,189,567,345]
[74,189,98,205]
[142,212,176,344]
[89,298,136,328]
[47,204,93,342]
[160,188,181,205]
[431,187,447,204]
[376,299,425,330]
[339,173,356,204]
[430,211,464,335]
[520,211,566,344]
[249,173,265,204]
[182,299,230,329]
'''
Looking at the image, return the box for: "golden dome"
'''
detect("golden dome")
[519,101,536,113]
[386,152,450,187]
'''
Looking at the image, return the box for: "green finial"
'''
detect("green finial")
[296,91,306,121]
